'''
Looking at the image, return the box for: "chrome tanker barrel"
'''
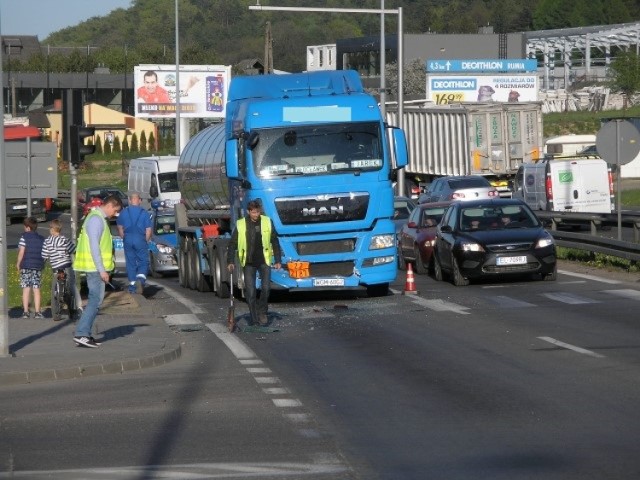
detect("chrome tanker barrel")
[177,123,229,211]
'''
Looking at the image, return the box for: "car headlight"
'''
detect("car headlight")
[460,241,484,252]
[536,233,555,249]
[423,239,436,248]
[157,244,175,254]
[369,234,395,250]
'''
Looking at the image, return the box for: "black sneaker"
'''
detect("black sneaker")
[21,312,30,319]
[89,336,102,346]
[33,312,44,319]
[74,336,99,348]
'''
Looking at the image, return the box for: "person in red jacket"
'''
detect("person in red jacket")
[137,70,171,104]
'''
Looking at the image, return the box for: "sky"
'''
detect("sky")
[1,0,132,39]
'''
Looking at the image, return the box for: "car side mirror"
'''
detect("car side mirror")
[440,225,452,233]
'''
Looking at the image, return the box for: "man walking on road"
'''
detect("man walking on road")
[117,193,152,294]
[73,195,123,348]
[227,200,281,327]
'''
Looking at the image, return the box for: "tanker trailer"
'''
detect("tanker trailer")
[175,70,409,298]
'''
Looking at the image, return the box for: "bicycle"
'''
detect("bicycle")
[51,269,76,321]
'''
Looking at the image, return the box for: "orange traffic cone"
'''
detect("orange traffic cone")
[403,262,418,295]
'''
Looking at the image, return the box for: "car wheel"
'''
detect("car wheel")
[149,252,162,278]
[413,247,428,274]
[397,248,407,271]
[543,264,558,281]
[452,257,470,286]
[433,251,443,282]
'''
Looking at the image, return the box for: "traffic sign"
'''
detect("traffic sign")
[596,119,640,165]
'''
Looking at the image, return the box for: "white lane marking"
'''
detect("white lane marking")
[163,313,202,326]
[247,367,272,374]
[206,323,257,360]
[538,336,605,358]
[254,377,280,384]
[273,398,303,408]
[488,295,536,308]
[606,289,640,301]
[541,292,599,304]
[155,282,207,314]
[240,359,263,365]
[0,462,348,478]
[559,270,621,284]
[410,296,471,315]
[285,413,311,423]
[263,387,290,395]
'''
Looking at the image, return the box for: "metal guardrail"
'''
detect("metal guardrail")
[535,211,640,262]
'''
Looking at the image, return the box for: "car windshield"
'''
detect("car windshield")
[155,215,176,234]
[251,122,383,177]
[394,199,414,220]
[460,205,539,231]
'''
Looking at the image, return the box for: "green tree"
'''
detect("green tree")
[130,132,139,153]
[103,138,112,155]
[148,132,156,153]
[122,136,130,154]
[608,50,640,110]
[113,135,121,154]
[95,135,103,155]
[140,130,147,153]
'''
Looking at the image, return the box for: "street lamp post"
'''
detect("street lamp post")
[0,4,10,356]
[248,3,405,195]
[175,0,181,156]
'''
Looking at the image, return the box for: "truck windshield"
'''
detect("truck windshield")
[251,122,383,177]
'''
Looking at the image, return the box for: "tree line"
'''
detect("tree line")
[6,0,640,75]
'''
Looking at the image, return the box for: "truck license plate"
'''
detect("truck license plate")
[12,205,27,210]
[313,278,345,287]
[497,256,527,266]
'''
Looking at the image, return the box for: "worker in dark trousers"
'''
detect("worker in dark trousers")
[117,193,152,294]
[227,199,282,326]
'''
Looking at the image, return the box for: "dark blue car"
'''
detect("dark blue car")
[148,207,178,277]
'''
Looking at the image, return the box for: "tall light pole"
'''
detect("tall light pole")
[175,0,181,156]
[0,3,10,356]
[248,3,405,194]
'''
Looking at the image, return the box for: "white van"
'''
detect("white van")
[128,156,180,207]
[512,158,613,213]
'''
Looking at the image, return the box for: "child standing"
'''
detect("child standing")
[42,219,83,320]
[16,217,45,318]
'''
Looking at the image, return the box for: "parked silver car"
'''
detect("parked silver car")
[419,176,499,203]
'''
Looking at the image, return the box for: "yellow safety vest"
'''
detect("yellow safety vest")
[236,216,273,267]
[73,209,114,272]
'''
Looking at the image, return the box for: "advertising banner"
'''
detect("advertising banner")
[426,58,537,73]
[134,65,231,119]
[426,74,538,104]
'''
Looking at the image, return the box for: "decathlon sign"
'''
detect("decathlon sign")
[427,59,537,73]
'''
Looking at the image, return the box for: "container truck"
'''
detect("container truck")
[175,70,409,298]
[385,102,544,198]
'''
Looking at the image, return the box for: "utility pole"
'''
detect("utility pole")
[1,6,10,357]
[264,21,273,74]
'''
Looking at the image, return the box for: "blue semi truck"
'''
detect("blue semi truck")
[174,70,408,298]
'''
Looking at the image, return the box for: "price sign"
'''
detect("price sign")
[432,92,464,105]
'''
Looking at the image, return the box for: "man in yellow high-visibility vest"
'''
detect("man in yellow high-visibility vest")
[73,195,123,348]
[227,200,281,328]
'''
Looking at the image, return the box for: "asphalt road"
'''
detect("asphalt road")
[3,265,640,478]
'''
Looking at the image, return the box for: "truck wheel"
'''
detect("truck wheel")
[178,238,190,288]
[367,283,389,297]
[188,243,198,290]
[214,251,230,298]
[196,253,212,292]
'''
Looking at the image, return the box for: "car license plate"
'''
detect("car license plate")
[114,238,124,249]
[313,278,345,287]
[12,205,27,210]
[497,256,527,266]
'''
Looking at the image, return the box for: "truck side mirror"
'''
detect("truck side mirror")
[225,139,240,179]
[149,185,159,198]
[390,128,408,168]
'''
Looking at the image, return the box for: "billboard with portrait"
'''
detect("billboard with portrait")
[426,74,538,105]
[134,64,231,119]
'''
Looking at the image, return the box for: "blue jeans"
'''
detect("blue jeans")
[74,271,105,337]
[243,263,271,325]
[124,235,149,283]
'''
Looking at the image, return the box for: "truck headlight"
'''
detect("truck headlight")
[369,234,395,250]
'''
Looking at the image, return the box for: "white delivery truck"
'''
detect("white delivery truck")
[127,155,181,207]
[512,157,613,213]
[545,134,597,158]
